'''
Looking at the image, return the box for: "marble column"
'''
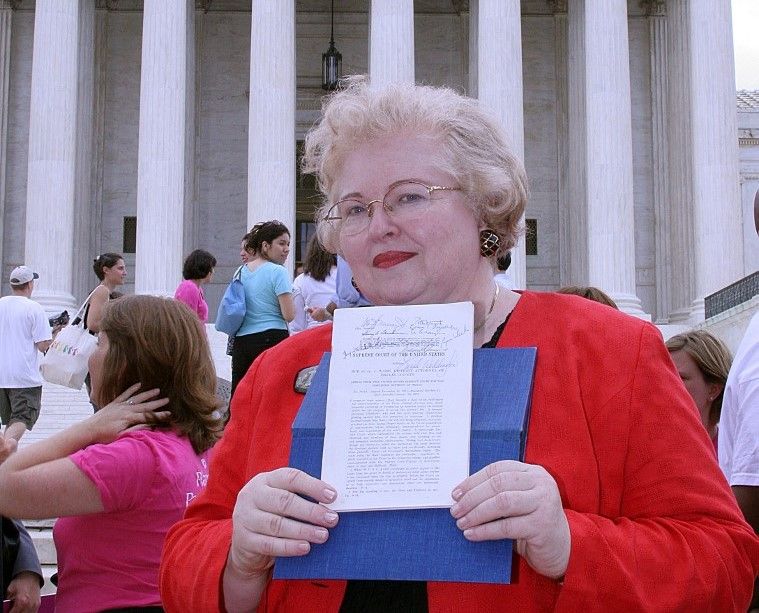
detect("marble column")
[186,3,203,253]
[247,0,295,272]
[24,0,80,312]
[369,0,414,87]
[90,5,108,267]
[470,0,526,288]
[73,0,95,304]
[0,2,12,278]
[551,2,572,286]
[664,0,694,322]
[566,0,588,285]
[686,0,743,319]
[135,0,194,296]
[569,0,646,318]
[646,1,670,322]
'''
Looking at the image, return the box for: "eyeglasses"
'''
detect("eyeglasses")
[324,180,462,236]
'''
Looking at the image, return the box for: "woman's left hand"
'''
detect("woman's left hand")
[85,383,171,445]
[450,460,570,581]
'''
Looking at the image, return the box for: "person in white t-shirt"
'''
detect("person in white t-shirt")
[289,236,337,334]
[0,266,52,445]
[718,191,759,610]
[719,311,759,611]
[720,312,759,507]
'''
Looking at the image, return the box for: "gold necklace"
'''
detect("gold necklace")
[474,282,500,333]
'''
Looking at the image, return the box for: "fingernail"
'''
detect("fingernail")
[450,504,460,518]
[314,528,329,542]
[297,542,310,553]
[463,529,474,539]
[451,488,463,501]
[324,511,338,523]
[322,488,336,502]
[456,517,469,530]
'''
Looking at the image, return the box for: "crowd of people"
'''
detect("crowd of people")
[0,79,757,612]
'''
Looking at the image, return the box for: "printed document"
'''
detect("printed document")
[322,302,473,511]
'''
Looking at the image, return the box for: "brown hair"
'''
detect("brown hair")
[93,253,124,281]
[665,330,732,428]
[94,295,222,453]
[243,221,290,260]
[557,286,618,310]
[303,235,336,282]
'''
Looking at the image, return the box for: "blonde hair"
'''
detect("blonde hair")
[665,330,733,427]
[302,76,529,256]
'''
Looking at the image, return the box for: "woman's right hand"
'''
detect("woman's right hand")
[85,383,171,445]
[227,467,339,579]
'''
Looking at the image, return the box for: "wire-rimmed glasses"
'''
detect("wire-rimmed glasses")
[323,180,462,236]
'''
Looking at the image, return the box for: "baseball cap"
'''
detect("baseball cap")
[9,266,39,286]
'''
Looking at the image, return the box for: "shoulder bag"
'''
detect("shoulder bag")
[40,288,100,390]
[215,266,246,336]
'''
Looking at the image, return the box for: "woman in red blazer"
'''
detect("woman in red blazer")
[160,78,759,612]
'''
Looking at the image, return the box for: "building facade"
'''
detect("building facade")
[0,0,755,325]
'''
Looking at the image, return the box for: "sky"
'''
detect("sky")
[732,0,759,90]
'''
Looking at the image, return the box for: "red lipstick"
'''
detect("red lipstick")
[372,251,416,269]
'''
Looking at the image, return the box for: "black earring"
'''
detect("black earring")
[479,229,501,257]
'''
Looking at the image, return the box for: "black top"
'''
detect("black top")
[338,315,511,612]
[340,579,428,613]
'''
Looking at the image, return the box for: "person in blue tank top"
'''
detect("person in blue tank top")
[230,221,295,398]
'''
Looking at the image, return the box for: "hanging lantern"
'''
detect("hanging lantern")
[321,0,342,90]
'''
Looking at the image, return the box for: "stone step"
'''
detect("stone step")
[39,564,58,596]
[28,526,56,564]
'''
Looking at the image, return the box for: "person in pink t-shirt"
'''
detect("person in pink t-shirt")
[0,295,222,613]
[174,249,216,322]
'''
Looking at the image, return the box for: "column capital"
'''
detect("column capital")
[641,0,666,17]
[547,0,567,15]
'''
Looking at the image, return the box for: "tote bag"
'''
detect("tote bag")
[215,266,246,336]
[40,288,99,390]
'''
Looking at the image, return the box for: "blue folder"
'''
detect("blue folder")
[274,347,536,584]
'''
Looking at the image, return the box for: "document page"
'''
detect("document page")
[322,302,473,511]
